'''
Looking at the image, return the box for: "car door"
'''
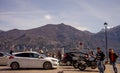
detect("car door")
[29,53,46,68]
[14,53,31,68]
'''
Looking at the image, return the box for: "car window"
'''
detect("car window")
[0,53,4,57]
[68,53,75,57]
[40,54,46,58]
[15,53,30,57]
[30,53,39,58]
[4,52,11,56]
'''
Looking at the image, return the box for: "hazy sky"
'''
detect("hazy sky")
[0,0,120,33]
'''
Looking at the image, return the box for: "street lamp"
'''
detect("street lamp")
[104,22,108,62]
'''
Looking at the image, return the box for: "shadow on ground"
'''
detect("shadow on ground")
[63,69,99,72]
[0,68,56,71]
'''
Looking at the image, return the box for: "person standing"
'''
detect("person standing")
[10,49,13,55]
[96,47,105,73]
[9,45,14,55]
[57,50,62,60]
[109,49,118,73]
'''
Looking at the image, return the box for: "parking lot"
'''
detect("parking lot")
[0,64,120,73]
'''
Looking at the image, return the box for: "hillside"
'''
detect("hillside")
[0,23,90,51]
[0,23,120,54]
[90,25,120,54]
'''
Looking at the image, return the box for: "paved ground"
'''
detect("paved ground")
[0,64,120,73]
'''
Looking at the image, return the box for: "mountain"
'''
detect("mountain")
[0,23,120,54]
[0,23,90,51]
[89,25,120,54]
[0,30,4,34]
[84,30,94,36]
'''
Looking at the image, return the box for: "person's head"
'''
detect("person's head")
[109,48,112,53]
[97,47,101,52]
[109,48,115,54]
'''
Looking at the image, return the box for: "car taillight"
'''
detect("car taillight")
[64,54,67,58]
[9,56,14,59]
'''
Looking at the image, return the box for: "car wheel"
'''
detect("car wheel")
[11,62,19,70]
[43,62,52,70]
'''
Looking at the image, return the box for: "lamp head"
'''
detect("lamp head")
[104,22,108,26]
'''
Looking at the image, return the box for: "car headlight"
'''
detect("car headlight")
[51,59,58,62]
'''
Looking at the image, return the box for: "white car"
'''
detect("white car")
[0,52,10,65]
[7,51,59,70]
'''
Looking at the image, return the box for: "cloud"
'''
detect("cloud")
[44,14,52,20]
[72,25,88,31]
[0,0,120,33]
[72,0,119,24]
[0,10,47,15]
[0,14,42,30]
[0,0,53,30]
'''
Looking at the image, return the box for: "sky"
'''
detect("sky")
[0,0,120,33]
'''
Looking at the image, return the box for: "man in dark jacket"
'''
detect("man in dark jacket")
[109,49,118,73]
[96,47,105,73]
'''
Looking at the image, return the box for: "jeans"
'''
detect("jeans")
[111,62,117,73]
[97,60,104,73]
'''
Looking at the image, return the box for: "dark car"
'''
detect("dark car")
[62,51,87,65]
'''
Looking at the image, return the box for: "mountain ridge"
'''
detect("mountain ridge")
[0,23,120,54]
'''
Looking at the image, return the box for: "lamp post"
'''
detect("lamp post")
[104,22,108,62]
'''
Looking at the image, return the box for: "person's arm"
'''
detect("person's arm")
[115,53,118,58]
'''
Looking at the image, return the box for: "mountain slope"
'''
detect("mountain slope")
[89,25,120,53]
[0,23,90,50]
[0,23,120,53]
